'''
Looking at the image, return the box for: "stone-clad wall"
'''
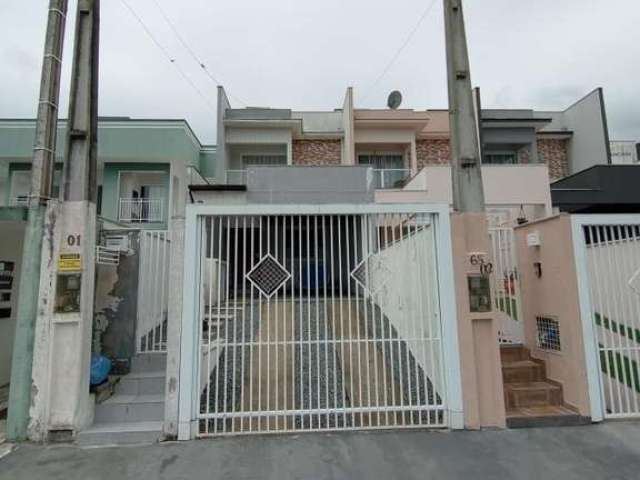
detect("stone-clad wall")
[290,137,569,180]
[537,139,569,180]
[292,140,342,165]
[416,139,451,169]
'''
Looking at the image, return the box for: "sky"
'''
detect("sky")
[1,0,638,145]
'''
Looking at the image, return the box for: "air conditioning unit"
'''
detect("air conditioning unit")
[104,235,131,254]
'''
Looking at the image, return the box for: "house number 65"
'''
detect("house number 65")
[470,254,493,276]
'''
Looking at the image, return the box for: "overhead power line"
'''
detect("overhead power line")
[150,0,247,107]
[361,0,439,104]
[119,0,217,113]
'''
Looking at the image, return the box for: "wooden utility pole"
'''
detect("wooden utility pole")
[7,0,68,441]
[443,0,485,212]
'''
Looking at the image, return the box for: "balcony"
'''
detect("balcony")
[371,169,411,189]
[224,168,411,190]
[118,198,164,223]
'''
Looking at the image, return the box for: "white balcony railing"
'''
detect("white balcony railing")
[372,169,411,189]
[118,198,164,223]
[226,169,247,184]
[224,168,412,188]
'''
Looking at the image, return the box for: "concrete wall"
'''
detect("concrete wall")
[94,230,141,361]
[537,89,611,174]
[514,215,591,415]
[375,165,552,216]
[0,221,26,386]
[216,87,231,174]
[246,166,374,204]
[341,87,355,165]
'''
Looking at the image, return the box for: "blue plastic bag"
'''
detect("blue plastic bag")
[90,354,112,386]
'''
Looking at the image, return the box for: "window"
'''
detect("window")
[9,168,61,205]
[358,154,408,189]
[242,154,287,167]
[484,153,517,165]
[536,316,561,352]
[357,154,404,169]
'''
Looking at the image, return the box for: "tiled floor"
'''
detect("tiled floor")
[507,404,578,418]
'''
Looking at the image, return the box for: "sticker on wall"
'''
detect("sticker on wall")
[58,253,83,272]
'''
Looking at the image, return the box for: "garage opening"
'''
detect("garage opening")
[184,207,455,436]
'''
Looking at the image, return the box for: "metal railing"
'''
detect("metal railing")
[11,196,29,207]
[488,227,524,344]
[226,170,248,185]
[372,169,411,189]
[95,246,120,266]
[224,168,411,189]
[137,230,171,353]
[118,198,164,223]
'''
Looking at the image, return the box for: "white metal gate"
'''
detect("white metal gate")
[573,215,640,420]
[137,230,171,353]
[178,205,462,438]
[489,227,524,344]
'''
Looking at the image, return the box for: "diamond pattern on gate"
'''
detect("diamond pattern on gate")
[246,253,291,298]
[629,267,640,296]
[351,253,392,296]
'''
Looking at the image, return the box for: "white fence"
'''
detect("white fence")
[177,204,462,439]
[488,227,524,344]
[137,231,171,353]
[119,198,164,223]
[573,215,640,420]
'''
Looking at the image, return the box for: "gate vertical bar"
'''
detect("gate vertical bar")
[571,217,604,422]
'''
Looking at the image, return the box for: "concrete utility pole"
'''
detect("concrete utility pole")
[443,0,485,212]
[7,0,68,442]
[38,0,100,440]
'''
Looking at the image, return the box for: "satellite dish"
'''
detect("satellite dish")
[387,90,403,110]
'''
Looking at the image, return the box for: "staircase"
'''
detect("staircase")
[77,353,166,446]
[501,345,588,428]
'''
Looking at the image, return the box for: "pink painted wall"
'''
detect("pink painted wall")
[451,213,506,429]
[375,165,552,215]
[514,214,591,416]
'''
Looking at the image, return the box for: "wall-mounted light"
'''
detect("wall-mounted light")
[534,262,542,279]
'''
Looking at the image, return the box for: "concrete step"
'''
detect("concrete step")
[77,421,162,446]
[94,394,164,424]
[131,353,167,374]
[502,360,546,384]
[504,382,563,409]
[500,344,529,363]
[116,372,166,396]
[506,405,591,428]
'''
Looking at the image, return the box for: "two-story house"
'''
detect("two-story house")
[0,117,214,397]
[204,86,610,226]
[1,85,613,443]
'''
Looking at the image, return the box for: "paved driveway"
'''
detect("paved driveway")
[1,422,640,480]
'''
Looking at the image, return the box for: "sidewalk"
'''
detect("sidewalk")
[1,422,640,480]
